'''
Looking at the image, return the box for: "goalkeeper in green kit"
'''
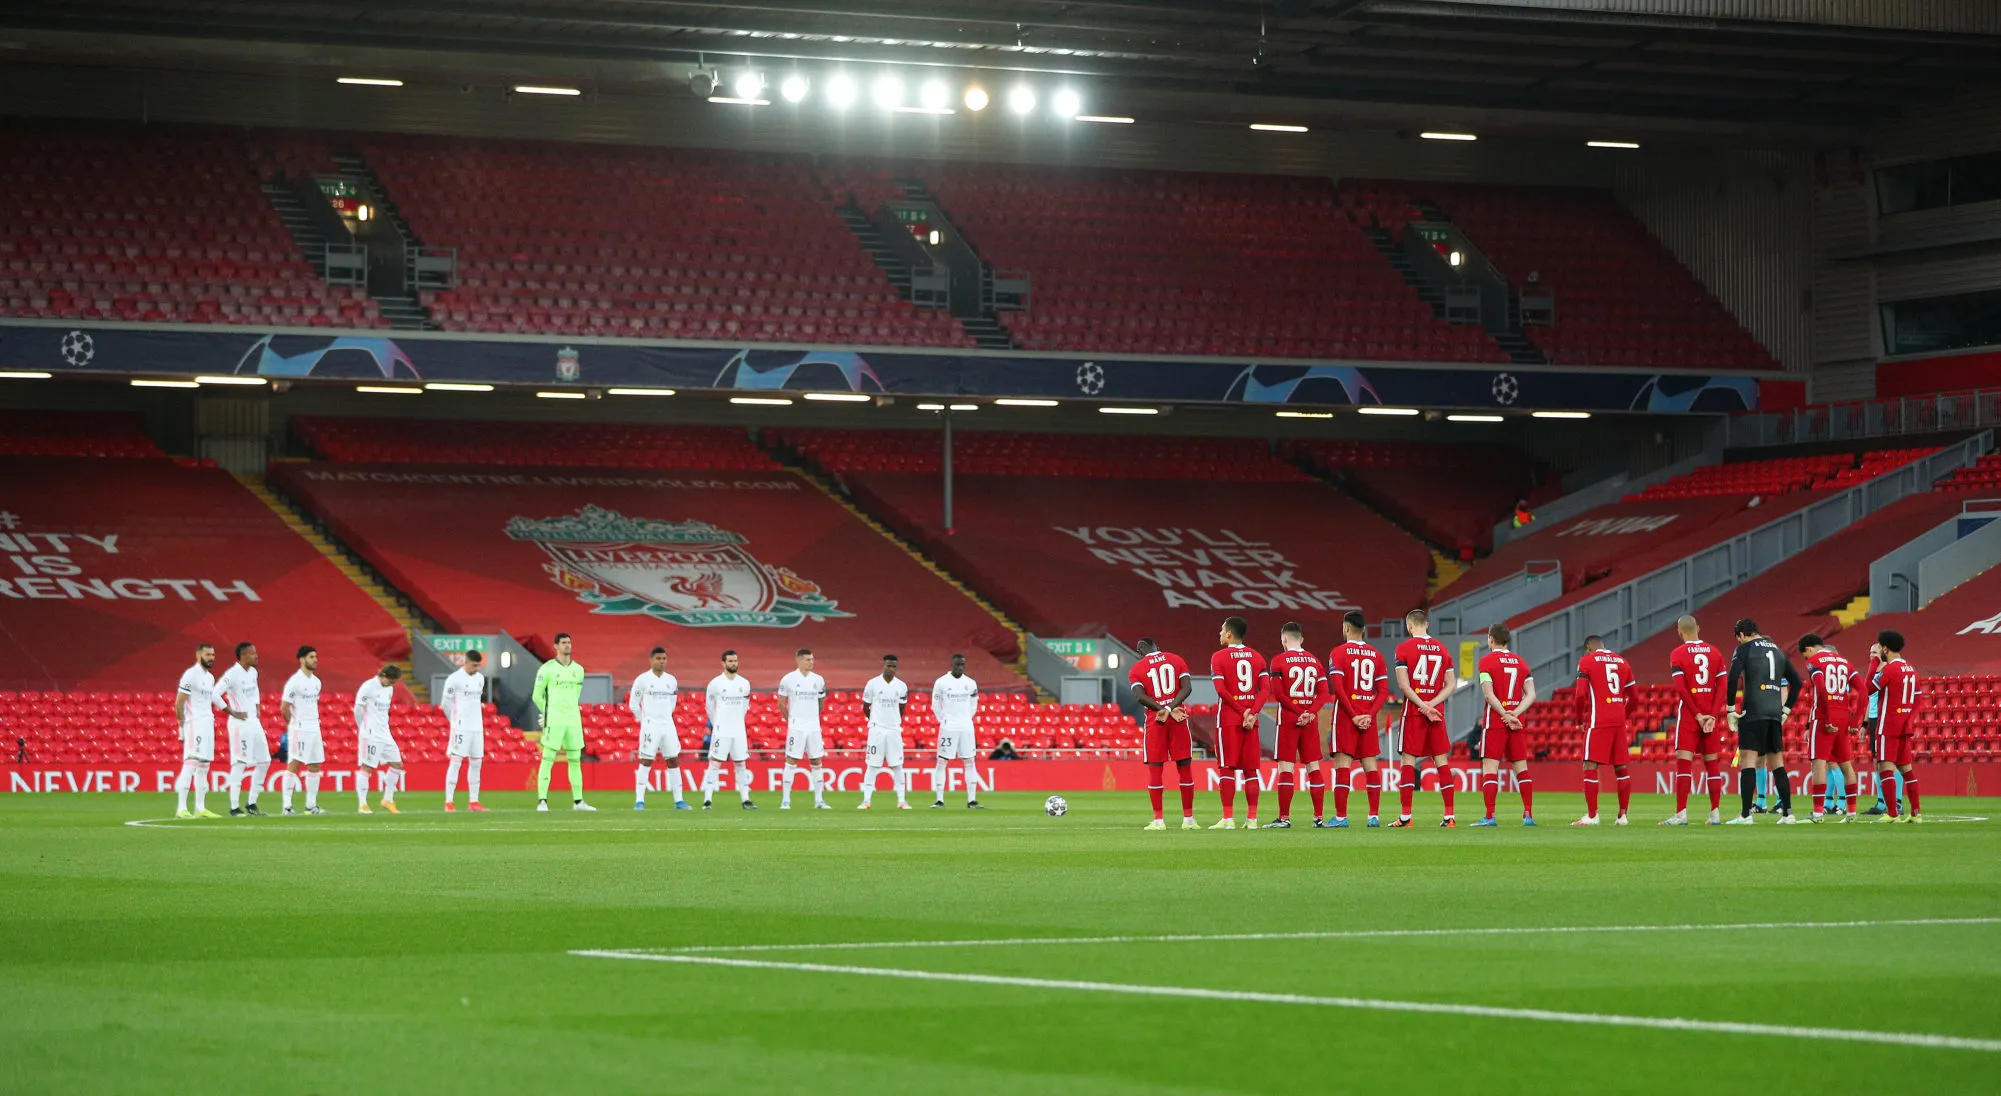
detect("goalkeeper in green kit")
[533,632,595,812]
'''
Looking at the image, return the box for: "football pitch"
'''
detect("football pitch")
[4,792,1999,1095]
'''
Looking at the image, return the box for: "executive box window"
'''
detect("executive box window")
[1878,151,2001,215]
[1882,288,2001,356]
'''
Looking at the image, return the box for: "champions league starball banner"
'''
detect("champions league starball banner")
[0,321,1778,413]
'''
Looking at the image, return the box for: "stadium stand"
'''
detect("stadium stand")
[1863,563,2001,677]
[0,126,384,328]
[365,138,970,346]
[907,162,1507,361]
[0,455,406,692]
[774,429,1431,660]
[267,456,1023,687]
[1935,448,2001,492]
[1419,182,1778,371]
[1628,449,1931,501]
[1285,439,1551,555]
[292,415,779,470]
[0,409,165,458]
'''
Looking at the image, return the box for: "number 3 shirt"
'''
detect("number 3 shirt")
[1575,647,1634,732]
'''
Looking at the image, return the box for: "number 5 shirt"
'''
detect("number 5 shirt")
[1575,648,1634,731]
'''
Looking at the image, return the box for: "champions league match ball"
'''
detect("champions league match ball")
[1044,795,1069,817]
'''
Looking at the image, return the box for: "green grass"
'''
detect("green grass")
[4,791,1999,1095]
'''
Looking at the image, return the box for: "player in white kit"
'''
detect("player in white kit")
[217,642,272,817]
[930,653,984,809]
[279,646,327,815]
[631,646,689,810]
[442,649,488,812]
[701,649,757,810]
[860,654,910,809]
[353,665,405,814]
[172,642,220,818]
[776,648,831,810]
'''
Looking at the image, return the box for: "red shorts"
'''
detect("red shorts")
[1274,715,1324,764]
[1397,705,1449,759]
[1873,731,1913,769]
[1671,713,1728,756]
[1215,710,1262,770]
[1582,718,1629,766]
[1142,716,1193,764]
[1808,720,1853,763]
[1478,722,1528,763]
[1332,714,1380,760]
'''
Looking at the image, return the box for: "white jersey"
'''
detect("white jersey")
[931,673,980,730]
[216,663,259,724]
[629,670,680,728]
[706,673,751,736]
[177,664,216,738]
[777,670,826,732]
[441,668,485,735]
[281,670,322,732]
[354,677,394,739]
[863,675,908,732]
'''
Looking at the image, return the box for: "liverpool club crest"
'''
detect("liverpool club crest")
[506,506,851,628]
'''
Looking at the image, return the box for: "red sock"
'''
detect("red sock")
[1367,767,1383,816]
[1439,772,1456,818]
[1518,775,1534,816]
[1583,770,1600,817]
[1885,770,1901,817]
[1614,767,1632,816]
[1809,781,1825,812]
[1705,759,1724,811]
[1674,758,1692,813]
[1307,771,1326,819]
[1333,766,1352,818]
[1481,774,1499,818]
[1846,784,1857,815]
[1146,763,1165,820]
[1177,760,1195,817]
[1905,773,1920,815]
[1220,771,1237,819]
[1243,770,1261,819]
[1276,772,1295,819]
[1399,764,1417,817]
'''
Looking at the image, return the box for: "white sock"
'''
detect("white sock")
[281,769,296,811]
[862,765,881,805]
[701,764,719,803]
[963,759,980,803]
[228,762,247,809]
[192,764,209,812]
[305,770,321,808]
[894,768,908,805]
[932,760,950,802]
[382,769,398,802]
[355,770,369,806]
[737,766,754,803]
[175,760,193,812]
[249,762,269,805]
[445,757,463,804]
[467,759,481,803]
[668,767,683,803]
[780,763,797,805]
[811,766,826,804]
[634,765,648,804]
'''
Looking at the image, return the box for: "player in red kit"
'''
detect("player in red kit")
[1128,637,1198,830]
[1797,634,1859,822]
[1573,635,1635,826]
[1391,608,1457,828]
[1209,616,1270,830]
[1326,610,1389,827]
[1267,621,1328,828]
[1663,614,1730,826]
[1871,629,1923,823]
[1472,623,1537,826]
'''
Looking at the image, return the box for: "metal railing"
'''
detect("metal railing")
[407,246,457,291]
[1491,442,1723,550]
[1430,561,1563,636]
[323,243,367,287]
[1726,388,2001,448]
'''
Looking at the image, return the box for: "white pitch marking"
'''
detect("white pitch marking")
[121,817,1056,834]
[648,917,2001,955]
[572,949,2001,1053]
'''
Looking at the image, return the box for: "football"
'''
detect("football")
[1044,795,1068,817]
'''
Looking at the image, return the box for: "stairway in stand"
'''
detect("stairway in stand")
[1428,549,1470,602]
[330,151,436,331]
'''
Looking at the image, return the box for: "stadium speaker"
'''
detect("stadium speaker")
[690,70,719,97]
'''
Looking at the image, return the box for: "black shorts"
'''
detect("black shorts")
[1738,717,1784,756]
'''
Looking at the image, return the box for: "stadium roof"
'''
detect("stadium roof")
[6,1,2001,137]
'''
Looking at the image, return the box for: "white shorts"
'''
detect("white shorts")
[182,725,214,763]
[360,734,402,768]
[288,729,324,765]
[936,725,978,761]
[866,727,905,769]
[638,723,680,761]
[708,729,748,764]
[785,725,825,761]
[447,725,484,760]
[229,719,271,765]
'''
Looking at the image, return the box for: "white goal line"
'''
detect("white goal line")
[572,948,2001,1054]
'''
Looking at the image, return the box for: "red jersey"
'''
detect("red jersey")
[1668,639,1727,726]
[1328,640,1389,722]
[1127,650,1190,726]
[1210,644,1270,713]
[1574,648,1634,729]
[1863,653,1881,721]
[1476,648,1531,732]
[1803,649,1857,727]
[1875,657,1921,736]
[1269,648,1328,718]
[1393,635,1453,704]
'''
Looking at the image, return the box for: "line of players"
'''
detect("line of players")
[163,634,994,816]
[1123,609,1926,831]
